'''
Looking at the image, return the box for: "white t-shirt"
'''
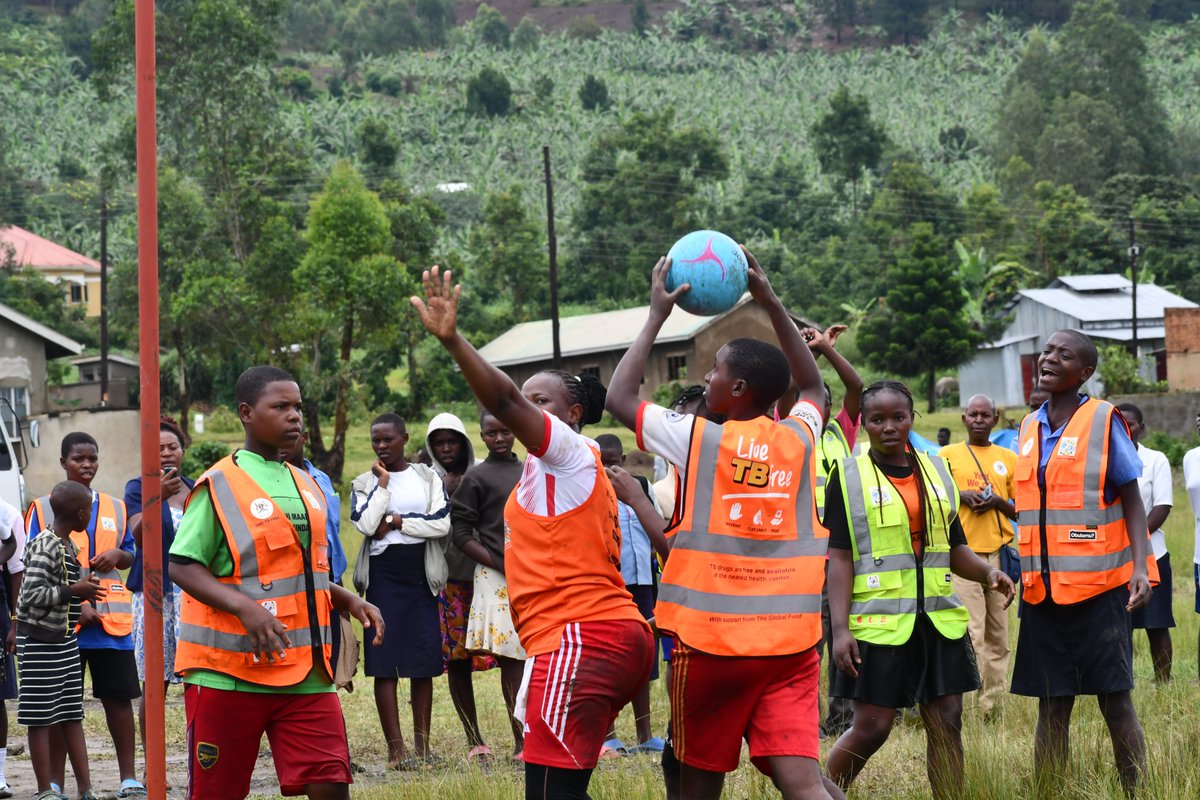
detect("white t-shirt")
[515,411,599,517]
[1183,446,1200,565]
[636,400,824,490]
[0,498,21,574]
[1136,443,1173,560]
[372,467,434,552]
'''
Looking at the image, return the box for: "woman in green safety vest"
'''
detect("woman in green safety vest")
[823,381,1015,800]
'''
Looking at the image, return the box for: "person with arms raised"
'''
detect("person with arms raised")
[412,267,652,800]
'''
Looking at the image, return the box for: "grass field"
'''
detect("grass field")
[58,408,1200,799]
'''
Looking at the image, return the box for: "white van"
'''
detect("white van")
[0,400,36,511]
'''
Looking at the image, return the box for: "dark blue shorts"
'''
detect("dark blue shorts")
[629,584,659,681]
[1194,563,1200,614]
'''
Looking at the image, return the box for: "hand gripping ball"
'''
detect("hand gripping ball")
[665,230,749,316]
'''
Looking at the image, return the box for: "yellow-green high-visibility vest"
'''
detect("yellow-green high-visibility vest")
[838,451,969,646]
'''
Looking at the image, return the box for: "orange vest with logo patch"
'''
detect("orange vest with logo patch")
[655,415,829,657]
[28,493,133,637]
[175,455,333,687]
[1014,398,1158,605]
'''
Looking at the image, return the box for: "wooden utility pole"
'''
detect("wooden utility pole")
[543,145,562,367]
[99,188,109,405]
[1128,217,1140,362]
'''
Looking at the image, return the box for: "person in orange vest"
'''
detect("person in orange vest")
[412,268,653,800]
[26,432,142,798]
[607,251,843,800]
[1011,330,1153,797]
[169,366,384,800]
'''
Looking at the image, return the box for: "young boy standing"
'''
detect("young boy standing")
[18,481,100,800]
[170,366,384,800]
[1011,330,1153,796]
[607,251,840,800]
[26,432,142,798]
[595,434,664,755]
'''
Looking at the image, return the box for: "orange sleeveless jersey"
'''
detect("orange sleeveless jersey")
[503,445,647,657]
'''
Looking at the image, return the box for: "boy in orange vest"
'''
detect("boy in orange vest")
[170,366,384,800]
[26,432,142,798]
[608,251,842,800]
[1011,330,1152,796]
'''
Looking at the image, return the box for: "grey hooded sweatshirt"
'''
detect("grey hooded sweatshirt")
[425,412,481,582]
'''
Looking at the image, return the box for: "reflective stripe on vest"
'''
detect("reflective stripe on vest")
[815,421,851,522]
[1013,399,1157,604]
[175,456,333,686]
[35,494,133,637]
[839,452,968,645]
[656,415,829,657]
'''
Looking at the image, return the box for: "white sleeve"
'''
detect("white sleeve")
[533,411,596,474]
[1149,451,1173,508]
[636,403,695,469]
[3,505,24,573]
[787,399,824,443]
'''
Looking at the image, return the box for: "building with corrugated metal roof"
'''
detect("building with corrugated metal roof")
[477,296,819,401]
[958,275,1197,408]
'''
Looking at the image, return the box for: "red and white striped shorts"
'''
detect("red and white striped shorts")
[522,618,653,769]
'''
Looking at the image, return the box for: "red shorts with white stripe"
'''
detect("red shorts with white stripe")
[523,618,654,770]
[671,643,820,775]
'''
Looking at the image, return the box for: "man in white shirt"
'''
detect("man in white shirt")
[1182,411,1200,683]
[1117,403,1174,682]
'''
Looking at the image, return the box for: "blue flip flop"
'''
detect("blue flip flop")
[117,779,147,798]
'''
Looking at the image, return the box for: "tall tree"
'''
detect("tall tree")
[293,162,413,481]
[94,0,308,262]
[469,187,546,322]
[569,109,728,303]
[810,87,888,213]
[857,223,981,411]
[873,0,931,45]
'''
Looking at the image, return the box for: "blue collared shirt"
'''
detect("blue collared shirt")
[617,500,655,587]
[1030,396,1142,503]
[304,459,347,585]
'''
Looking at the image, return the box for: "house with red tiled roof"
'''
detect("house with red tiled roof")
[0,225,102,317]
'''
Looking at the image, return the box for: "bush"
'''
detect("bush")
[534,75,554,102]
[565,15,602,41]
[512,17,541,51]
[378,73,404,97]
[277,66,314,100]
[466,67,512,117]
[364,69,384,93]
[1097,345,1166,395]
[182,440,230,480]
[1142,430,1200,468]
[579,74,610,111]
[475,3,511,48]
[327,74,345,98]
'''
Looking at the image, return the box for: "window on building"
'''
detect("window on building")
[69,283,85,304]
[580,365,600,379]
[667,354,688,382]
[0,386,28,438]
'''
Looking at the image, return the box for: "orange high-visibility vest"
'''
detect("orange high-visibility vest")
[28,493,133,637]
[503,446,647,657]
[1014,398,1158,605]
[655,415,829,657]
[175,455,333,687]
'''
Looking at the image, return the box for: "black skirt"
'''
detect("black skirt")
[363,543,443,679]
[1012,586,1134,697]
[1130,552,1176,630]
[831,614,981,708]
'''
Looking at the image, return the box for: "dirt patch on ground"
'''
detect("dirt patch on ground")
[457,0,681,35]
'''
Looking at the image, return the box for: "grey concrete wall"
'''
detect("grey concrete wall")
[1107,392,1200,439]
[23,408,142,501]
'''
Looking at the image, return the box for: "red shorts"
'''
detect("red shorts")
[524,618,653,770]
[671,644,820,774]
[184,685,351,798]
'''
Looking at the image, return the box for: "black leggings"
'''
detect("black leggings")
[525,763,594,800]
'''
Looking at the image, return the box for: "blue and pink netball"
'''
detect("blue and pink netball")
[665,230,749,316]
